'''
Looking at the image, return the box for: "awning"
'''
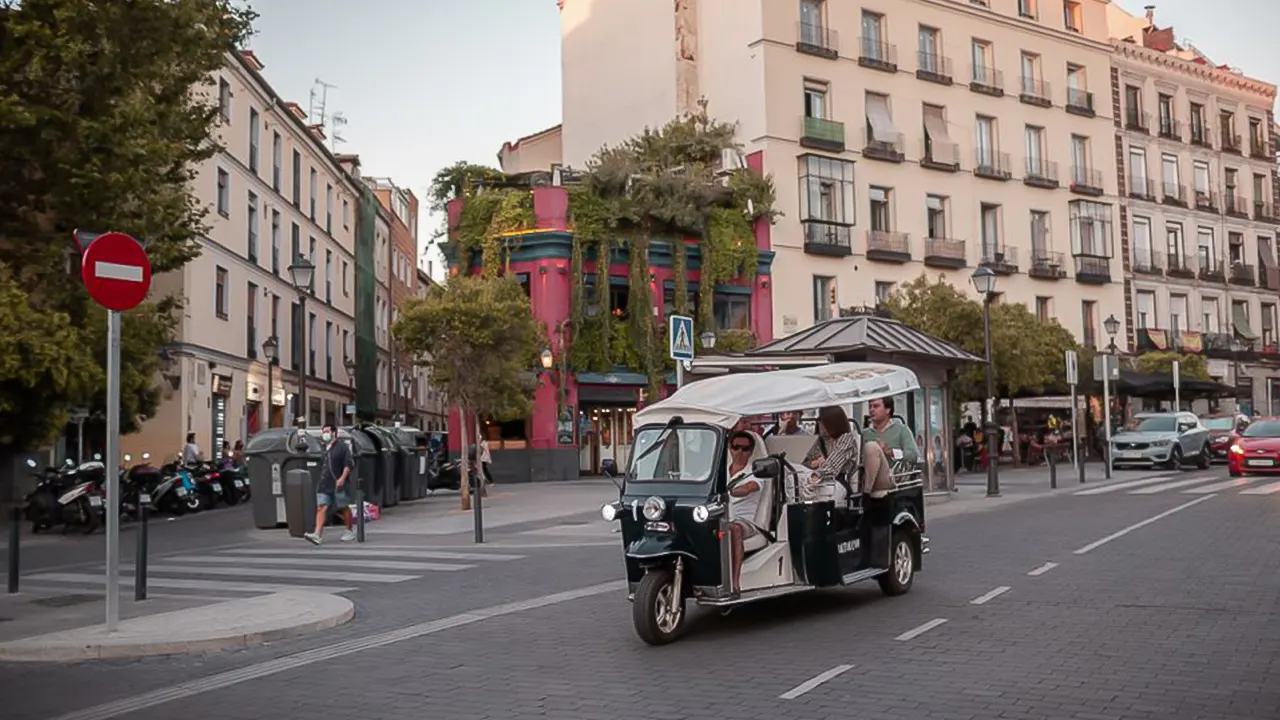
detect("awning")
[1233,304,1260,340]
[1259,238,1277,268]
[866,94,898,144]
[923,106,955,163]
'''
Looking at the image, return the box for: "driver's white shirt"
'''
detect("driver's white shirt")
[728,468,761,523]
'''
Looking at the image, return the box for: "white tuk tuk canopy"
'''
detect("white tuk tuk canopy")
[634,362,922,428]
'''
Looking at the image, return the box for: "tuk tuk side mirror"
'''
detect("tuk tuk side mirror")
[751,458,781,479]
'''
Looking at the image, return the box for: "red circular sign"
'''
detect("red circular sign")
[80,232,153,311]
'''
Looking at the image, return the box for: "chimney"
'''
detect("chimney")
[1144,5,1155,27]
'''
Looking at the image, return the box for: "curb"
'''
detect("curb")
[0,592,355,663]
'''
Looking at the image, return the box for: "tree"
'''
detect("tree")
[1134,351,1211,381]
[393,275,544,509]
[0,0,254,449]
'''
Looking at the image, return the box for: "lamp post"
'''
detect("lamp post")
[344,356,357,425]
[401,372,412,428]
[970,265,1000,497]
[288,256,314,427]
[262,336,279,428]
[1102,313,1120,480]
[700,330,717,352]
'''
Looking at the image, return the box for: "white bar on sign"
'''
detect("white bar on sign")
[95,261,144,282]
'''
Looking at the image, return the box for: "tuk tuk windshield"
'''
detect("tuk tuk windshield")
[629,427,719,483]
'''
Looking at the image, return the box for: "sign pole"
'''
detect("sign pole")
[1172,360,1181,412]
[1065,350,1082,482]
[105,310,122,631]
[1102,355,1113,481]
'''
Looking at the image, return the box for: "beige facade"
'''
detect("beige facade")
[498,125,564,174]
[125,50,363,460]
[558,0,1127,346]
[1108,7,1280,410]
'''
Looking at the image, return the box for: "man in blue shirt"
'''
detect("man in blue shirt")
[304,424,356,545]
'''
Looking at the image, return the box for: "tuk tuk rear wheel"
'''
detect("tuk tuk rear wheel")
[878,530,915,596]
[633,568,685,646]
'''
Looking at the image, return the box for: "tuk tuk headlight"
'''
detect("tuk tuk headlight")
[642,496,666,521]
[692,505,710,523]
[600,502,621,521]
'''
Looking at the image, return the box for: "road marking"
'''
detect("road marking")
[94,260,144,282]
[969,586,1011,605]
[137,564,421,583]
[1128,476,1218,494]
[779,664,855,700]
[25,573,352,595]
[1073,495,1216,555]
[1184,477,1256,494]
[895,618,948,641]
[225,547,525,561]
[1073,474,1178,495]
[165,555,475,572]
[1027,562,1058,576]
[46,581,623,720]
[1240,480,1280,495]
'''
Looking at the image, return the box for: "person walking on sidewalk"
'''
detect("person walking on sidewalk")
[304,424,356,546]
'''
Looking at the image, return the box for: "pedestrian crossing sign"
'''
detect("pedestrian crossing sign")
[669,314,695,361]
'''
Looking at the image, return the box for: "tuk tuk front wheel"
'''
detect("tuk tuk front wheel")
[878,530,915,596]
[633,568,686,646]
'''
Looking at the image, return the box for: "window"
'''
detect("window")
[1024,125,1046,175]
[1124,85,1143,125]
[1167,223,1185,263]
[1161,153,1180,194]
[803,80,827,119]
[980,203,1001,257]
[1197,227,1216,269]
[799,154,855,224]
[342,260,350,295]
[864,91,897,149]
[291,149,301,206]
[325,184,333,234]
[917,26,940,74]
[860,10,884,60]
[1018,0,1037,19]
[813,275,836,323]
[1229,232,1244,265]
[799,0,825,45]
[325,249,333,303]
[215,266,228,319]
[1232,300,1250,337]
[1262,303,1276,346]
[218,78,231,122]
[1082,300,1098,346]
[1069,200,1112,257]
[247,191,259,263]
[874,282,894,304]
[1135,291,1155,329]
[1253,173,1267,207]
[971,40,994,85]
[308,237,317,294]
[1250,117,1266,154]
[1070,135,1091,183]
[1035,297,1051,323]
[926,195,947,238]
[1030,210,1050,255]
[270,294,279,340]
[1225,167,1239,199]
[247,282,258,357]
[1019,52,1041,95]
[1066,64,1088,108]
[308,312,316,376]
[1157,94,1174,135]
[1190,103,1206,143]
[325,320,333,381]
[342,329,350,365]
[248,108,260,174]
[1129,147,1148,190]
[869,187,892,231]
[270,210,281,275]
[272,132,282,191]
[1063,0,1082,31]
[975,115,996,166]
[216,168,229,216]
[1193,160,1211,197]
[342,198,350,229]
[1170,294,1188,333]
[1133,216,1153,266]
[308,168,317,221]
[713,293,751,331]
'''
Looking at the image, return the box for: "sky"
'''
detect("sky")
[245,0,1278,278]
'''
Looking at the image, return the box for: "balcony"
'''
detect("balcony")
[916,51,953,85]
[1229,262,1258,287]
[1161,182,1187,207]
[1167,253,1197,279]
[1158,118,1183,141]
[980,245,1018,275]
[923,237,966,269]
[862,130,905,163]
[1073,254,1111,284]
[969,66,1004,97]
[1128,176,1157,201]
[1225,193,1250,219]
[1198,256,1226,283]
[858,37,898,73]
[802,219,853,256]
[1250,136,1270,158]
[800,116,845,153]
[1125,110,1150,134]
[920,139,960,172]
[1028,250,1067,279]
[1255,201,1279,224]
[866,230,911,263]
[1131,249,1164,276]
[1221,130,1243,155]
[1019,77,1052,108]
[796,22,839,60]
[1069,167,1104,196]
[974,151,1012,181]
[1190,125,1212,148]
[1194,189,1218,212]
[1261,263,1280,289]
[1024,160,1060,189]
[1065,88,1095,117]
[1203,332,1237,359]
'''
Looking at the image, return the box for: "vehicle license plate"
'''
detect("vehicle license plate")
[1117,451,1141,459]
[233,480,244,488]
[1245,458,1275,467]
[211,485,222,493]
[88,496,102,507]
[645,521,672,533]
[176,487,188,497]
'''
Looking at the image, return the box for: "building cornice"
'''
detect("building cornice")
[1111,41,1277,102]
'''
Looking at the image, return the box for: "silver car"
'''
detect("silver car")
[1109,412,1211,470]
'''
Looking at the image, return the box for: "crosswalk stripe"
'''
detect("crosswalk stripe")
[1129,477,1218,494]
[1240,480,1280,495]
[140,563,418,583]
[224,548,524,562]
[26,572,353,595]
[1074,474,1178,495]
[1183,477,1256,494]
[165,555,474,572]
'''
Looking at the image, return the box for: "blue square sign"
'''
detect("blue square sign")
[669,314,695,361]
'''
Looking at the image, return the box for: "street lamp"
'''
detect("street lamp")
[401,372,412,427]
[699,330,716,351]
[262,335,279,429]
[970,265,999,497]
[1102,314,1121,479]
[539,348,554,371]
[344,356,357,425]
[1103,314,1120,352]
[288,256,314,427]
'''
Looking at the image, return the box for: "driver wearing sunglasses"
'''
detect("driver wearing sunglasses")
[727,431,763,591]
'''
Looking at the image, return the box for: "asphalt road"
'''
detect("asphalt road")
[4,466,1279,720]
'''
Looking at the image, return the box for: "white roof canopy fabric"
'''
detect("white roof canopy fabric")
[635,362,922,428]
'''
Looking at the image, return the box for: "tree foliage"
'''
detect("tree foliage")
[882,274,1079,400]
[1133,351,1211,381]
[427,161,509,215]
[0,0,255,448]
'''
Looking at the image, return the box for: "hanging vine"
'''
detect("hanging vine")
[450,189,535,275]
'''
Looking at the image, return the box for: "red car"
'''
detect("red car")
[1227,417,1280,477]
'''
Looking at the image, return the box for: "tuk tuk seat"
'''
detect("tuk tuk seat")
[731,430,774,554]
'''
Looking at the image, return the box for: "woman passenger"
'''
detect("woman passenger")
[806,405,894,496]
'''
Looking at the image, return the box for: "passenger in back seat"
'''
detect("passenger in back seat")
[805,406,861,489]
[726,431,764,591]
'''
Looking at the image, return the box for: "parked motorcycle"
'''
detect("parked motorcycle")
[119,453,162,519]
[22,459,73,533]
[211,462,249,505]
[153,461,201,515]
[56,455,107,534]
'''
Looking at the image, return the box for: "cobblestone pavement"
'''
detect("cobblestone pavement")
[5,472,1278,720]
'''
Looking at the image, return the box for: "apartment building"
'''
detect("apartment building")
[371,199,395,417]
[365,178,425,425]
[124,49,362,460]
[556,0,1125,347]
[1108,7,1280,413]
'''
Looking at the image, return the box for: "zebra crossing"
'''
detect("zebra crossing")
[21,544,526,599]
[1074,471,1280,497]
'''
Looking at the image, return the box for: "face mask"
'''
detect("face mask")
[322,432,333,443]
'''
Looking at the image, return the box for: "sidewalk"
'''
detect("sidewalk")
[0,588,352,662]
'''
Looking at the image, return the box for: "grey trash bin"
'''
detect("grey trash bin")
[245,428,324,530]
[391,427,429,500]
[283,468,316,537]
[355,425,401,509]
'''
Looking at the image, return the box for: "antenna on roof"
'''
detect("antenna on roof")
[310,78,347,151]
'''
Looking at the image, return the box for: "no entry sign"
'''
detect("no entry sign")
[80,231,152,311]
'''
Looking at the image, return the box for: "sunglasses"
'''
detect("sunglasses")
[731,444,752,452]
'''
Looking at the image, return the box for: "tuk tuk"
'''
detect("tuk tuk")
[600,362,929,645]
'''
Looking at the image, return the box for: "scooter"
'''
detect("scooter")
[153,461,200,515]
[57,455,107,534]
[22,459,72,533]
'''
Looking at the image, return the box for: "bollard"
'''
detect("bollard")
[355,477,366,543]
[134,493,149,601]
[7,505,19,594]
[1048,451,1057,489]
[1078,443,1087,484]
[473,463,484,544]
